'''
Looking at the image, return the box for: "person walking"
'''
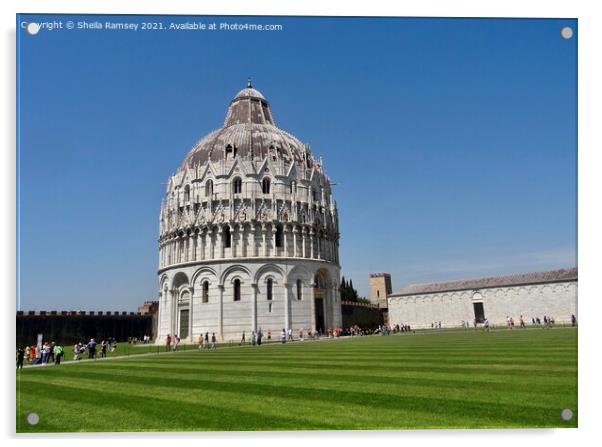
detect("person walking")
[16,346,25,369]
[165,334,172,352]
[87,338,97,359]
[267,330,272,341]
[257,328,263,346]
[571,314,577,326]
[210,333,217,351]
[204,331,209,349]
[101,340,108,358]
[240,331,246,345]
[48,342,56,364]
[251,331,256,346]
[281,328,286,344]
[54,344,63,365]
[29,345,37,365]
[40,343,48,364]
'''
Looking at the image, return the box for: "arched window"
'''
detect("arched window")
[205,180,213,197]
[223,226,231,248]
[296,279,302,301]
[233,279,241,301]
[184,185,190,202]
[275,224,283,248]
[267,278,273,301]
[262,178,271,194]
[202,281,209,303]
[232,177,242,194]
[377,290,380,298]
[225,144,236,160]
[312,187,319,201]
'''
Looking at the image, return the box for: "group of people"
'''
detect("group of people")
[164,334,183,351]
[72,338,117,360]
[16,342,65,368]
[196,332,218,350]
[127,335,151,344]
[239,329,265,346]
[479,314,576,332]
[16,336,118,368]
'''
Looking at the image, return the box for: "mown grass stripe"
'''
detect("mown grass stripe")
[16,327,577,432]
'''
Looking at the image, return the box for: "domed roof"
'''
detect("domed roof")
[179,81,314,170]
[233,86,265,100]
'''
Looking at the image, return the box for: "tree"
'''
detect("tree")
[340,277,360,302]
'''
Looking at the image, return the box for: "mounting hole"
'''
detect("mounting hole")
[27,412,39,425]
[26,23,41,35]
[560,27,573,40]
[561,408,573,421]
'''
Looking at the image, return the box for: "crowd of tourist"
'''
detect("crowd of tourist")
[127,334,151,344]
[15,341,65,369]
[476,314,577,331]
[16,337,121,369]
[18,313,578,369]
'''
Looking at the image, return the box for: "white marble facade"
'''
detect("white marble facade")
[387,269,577,328]
[156,82,342,342]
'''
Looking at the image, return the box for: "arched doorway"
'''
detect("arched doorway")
[313,270,330,334]
[172,272,190,340]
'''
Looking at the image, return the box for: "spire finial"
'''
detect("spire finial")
[247,77,252,88]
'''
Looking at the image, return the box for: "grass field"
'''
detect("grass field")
[16,327,577,432]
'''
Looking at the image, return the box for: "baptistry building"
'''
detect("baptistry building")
[156,81,342,342]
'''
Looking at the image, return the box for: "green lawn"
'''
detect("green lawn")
[16,327,577,432]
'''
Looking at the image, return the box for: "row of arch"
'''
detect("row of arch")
[159,220,340,268]
[161,264,335,295]
[176,177,324,203]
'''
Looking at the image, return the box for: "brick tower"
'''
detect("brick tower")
[370,273,392,308]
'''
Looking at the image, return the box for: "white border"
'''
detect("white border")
[3,1,600,446]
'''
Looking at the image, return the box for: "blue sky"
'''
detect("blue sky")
[17,15,577,310]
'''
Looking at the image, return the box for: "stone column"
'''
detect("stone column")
[272,226,278,257]
[284,282,291,331]
[199,229,205,260]
[310,283,316,332]
[171,289,177,336]
[283,225,288,257]
[218,284,224,340]
[262,224,268,257]
[217,227,223,259]
[253,224,259,257]
[232,223,238,258]
[292,226,298,258]
[302,227,307,258]
[331,284,340,327]
[239,223,247,258]
[188,234,194,262]
[317,233,321,259]
[252,283,258,332]
[189,288,194,341]
[309,228,315,259]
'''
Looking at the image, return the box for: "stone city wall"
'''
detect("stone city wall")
[341,301,385,329]
[16,311,155,346]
